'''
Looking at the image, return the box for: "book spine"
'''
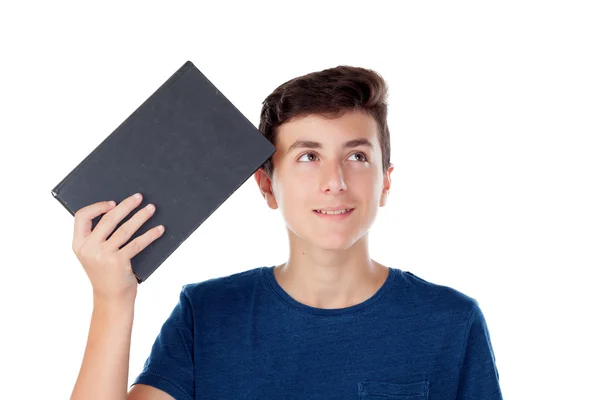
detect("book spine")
[51,187,75,216]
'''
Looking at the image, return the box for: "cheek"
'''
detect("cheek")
[276,176,309,210]
[348,171,380,195]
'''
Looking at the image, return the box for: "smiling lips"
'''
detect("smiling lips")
[313,207,355,219]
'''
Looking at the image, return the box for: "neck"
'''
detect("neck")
[274,232,389,309]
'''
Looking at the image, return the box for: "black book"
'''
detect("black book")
[51,61,276,282]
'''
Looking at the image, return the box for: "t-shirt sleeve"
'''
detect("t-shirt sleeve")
[455,301,503,400]
[131,285,195,400]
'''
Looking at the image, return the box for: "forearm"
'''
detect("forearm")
[70,297,136,400]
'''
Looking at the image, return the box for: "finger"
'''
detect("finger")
[119,224,165,260]
[91,193,143,242]
[73,200,116,250]
[105,202,156,250]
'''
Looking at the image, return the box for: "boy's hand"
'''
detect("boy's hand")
[71,193,165,303]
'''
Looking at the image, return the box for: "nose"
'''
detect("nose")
[320,161,347,194]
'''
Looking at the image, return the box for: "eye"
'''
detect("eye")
[348,152,368,162]
[298,152,319,162]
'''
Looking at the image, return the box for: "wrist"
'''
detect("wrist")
[93,293,136,313]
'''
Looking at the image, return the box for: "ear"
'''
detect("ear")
[379,163,394,207]
[254,168,279,210]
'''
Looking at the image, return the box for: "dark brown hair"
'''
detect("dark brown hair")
[258,65,391,178]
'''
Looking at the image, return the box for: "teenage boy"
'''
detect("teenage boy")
[70,65,502,400]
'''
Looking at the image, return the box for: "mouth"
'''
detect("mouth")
[313,208,355,219]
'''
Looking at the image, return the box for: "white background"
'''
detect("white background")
[1,1,598,398]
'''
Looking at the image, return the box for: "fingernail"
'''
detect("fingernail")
[108,201,116,207]
[134,193,142,200]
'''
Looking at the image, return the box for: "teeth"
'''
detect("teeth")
[316,209,352,215]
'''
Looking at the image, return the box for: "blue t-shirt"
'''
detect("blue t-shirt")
[132,266,503,399]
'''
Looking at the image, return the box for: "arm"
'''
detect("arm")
[69,194,168,399]
[70,296,175,400]
[70,297,135,400]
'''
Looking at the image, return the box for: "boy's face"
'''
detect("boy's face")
[254,109,394,251]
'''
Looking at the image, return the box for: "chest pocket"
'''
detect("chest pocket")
[358,380,429,399]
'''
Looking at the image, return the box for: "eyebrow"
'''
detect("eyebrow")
[287,138,373,154]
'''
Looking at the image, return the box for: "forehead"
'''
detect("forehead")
[274,110,379,147]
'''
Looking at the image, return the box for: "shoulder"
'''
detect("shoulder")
[179,266,264,307]
[396,269,479,319]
